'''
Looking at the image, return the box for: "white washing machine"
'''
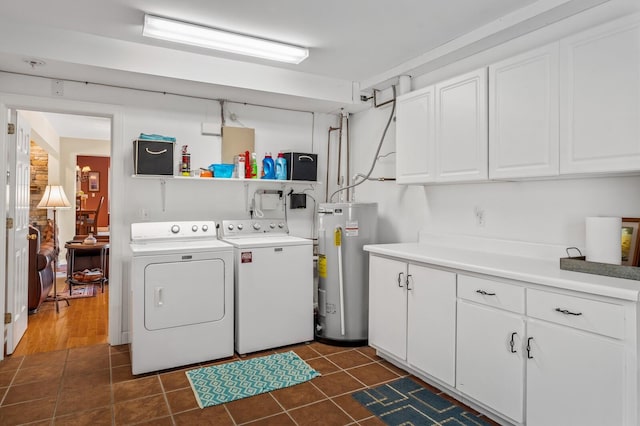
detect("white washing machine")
[220,219,313,355]
[130,221,233,374]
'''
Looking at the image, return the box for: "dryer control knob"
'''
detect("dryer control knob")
[202,225,209,232]
[237,224,244,230]
[253,223,261,230]
[278,222,284,228]
[171,225,180,234]
[227,224,234,230]
[192,225,198,232]
[270,223,276,229]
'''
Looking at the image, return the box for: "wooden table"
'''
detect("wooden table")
[65,241,109,294]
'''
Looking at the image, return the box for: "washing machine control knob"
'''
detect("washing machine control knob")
[278,223,284,228]
[227,224,234,230]
[269,223,275,229]
[192,225,198,232]
[237,224,244,230]
[253,223,261,230]
[171,225,180,234]
[202,224,209,232]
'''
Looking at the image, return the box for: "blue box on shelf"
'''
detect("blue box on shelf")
[209,163,235,178]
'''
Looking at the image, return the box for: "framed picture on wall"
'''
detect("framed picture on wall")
[621,218,640,267]
[88,171,100,192]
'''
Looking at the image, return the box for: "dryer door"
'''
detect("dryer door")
[144,258,225,330]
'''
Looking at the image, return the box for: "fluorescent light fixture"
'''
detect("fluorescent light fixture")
[143,14,309,64]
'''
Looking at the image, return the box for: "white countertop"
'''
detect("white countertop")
[364,242,640,302]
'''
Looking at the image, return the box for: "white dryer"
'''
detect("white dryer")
[220,219,313,355]
[130,221,233,374]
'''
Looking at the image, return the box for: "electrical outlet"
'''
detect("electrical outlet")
[474,206,485,227]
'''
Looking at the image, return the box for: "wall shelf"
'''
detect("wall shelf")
[132,174,319,184]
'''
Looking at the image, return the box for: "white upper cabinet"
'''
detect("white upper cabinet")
[559,15,640,174]
[489,44,560,179]
[396,87,436,184]
[435,68,489,182]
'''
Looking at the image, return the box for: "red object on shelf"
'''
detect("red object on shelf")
[244,151,252,178]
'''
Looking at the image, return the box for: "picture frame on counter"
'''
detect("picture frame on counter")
[621,218,640,267]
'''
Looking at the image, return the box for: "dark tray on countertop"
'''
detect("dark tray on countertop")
[560,256,640,281]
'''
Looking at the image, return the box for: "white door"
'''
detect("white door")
[559,15,640,174]
[456,301,525,423]
[6,111,31,354]
[407,264,456,386]
[489,43,560,179]
[526,319,624,426]
[368,256,407,360]
[396,87,436,184]
[435,68,488,182]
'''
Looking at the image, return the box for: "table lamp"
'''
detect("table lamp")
[37,185,71,312]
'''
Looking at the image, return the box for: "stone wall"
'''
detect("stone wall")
[29,141,48,228]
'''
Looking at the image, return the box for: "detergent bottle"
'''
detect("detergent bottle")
[251,153,258,179]
[262,152,275,179]
[275,152,287,180]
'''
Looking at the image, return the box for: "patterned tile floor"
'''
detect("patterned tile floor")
[0,342,500,425]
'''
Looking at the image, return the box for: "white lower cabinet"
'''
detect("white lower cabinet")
[369,255,456,386]
[457,301,525,423]
[456,277,628,425]
[368,253,636,425]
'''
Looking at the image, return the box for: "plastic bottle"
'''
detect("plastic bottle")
[275,152,287,180]
[237,154,245,179]
[244,151,252,178]
[262,152,275,179]
[251,153,258,179]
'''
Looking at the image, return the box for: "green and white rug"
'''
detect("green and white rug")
[186,351,320,408]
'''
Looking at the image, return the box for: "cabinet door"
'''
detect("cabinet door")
[457,301,525,423]
[368,256,407,360]
[559,16,640,174]
[407,265,456,386]
[396,87,436,184]
[489,44,559,179]
[435,68,488,182]
[526,320,624,426]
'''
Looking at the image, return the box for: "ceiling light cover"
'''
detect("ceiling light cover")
[143,14,309,64]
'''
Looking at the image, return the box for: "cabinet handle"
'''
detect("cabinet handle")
[406,274,413,290]
[509,332,517,353]
[555,308,582,316]
[526,337,534,359]
[397,272,404,288]
[476,289,496,296]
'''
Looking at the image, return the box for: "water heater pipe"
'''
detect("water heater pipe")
[335,226,346,336]
[325,125,340,202]
[329,85,396,202]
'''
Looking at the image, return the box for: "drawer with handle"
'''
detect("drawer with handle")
[458,274,525,314]
[527,288,624,339]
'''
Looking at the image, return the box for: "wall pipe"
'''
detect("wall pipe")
[325,125,340,202]
[329,85,396,202]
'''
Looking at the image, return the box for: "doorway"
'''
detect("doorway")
[11,110,112,356]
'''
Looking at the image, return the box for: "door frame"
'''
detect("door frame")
[0,93,125,360]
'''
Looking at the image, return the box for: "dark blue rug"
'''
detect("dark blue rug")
[352,377,491,425]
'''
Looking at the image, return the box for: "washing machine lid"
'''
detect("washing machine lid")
[222,235,312,249]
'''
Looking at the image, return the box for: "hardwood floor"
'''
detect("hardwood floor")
[12,275,109,356]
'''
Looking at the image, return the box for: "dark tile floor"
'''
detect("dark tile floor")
[0,341,498,425]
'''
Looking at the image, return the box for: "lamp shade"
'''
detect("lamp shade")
[37,185,72,209]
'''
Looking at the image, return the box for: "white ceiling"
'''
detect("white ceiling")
[0,0,623,121]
